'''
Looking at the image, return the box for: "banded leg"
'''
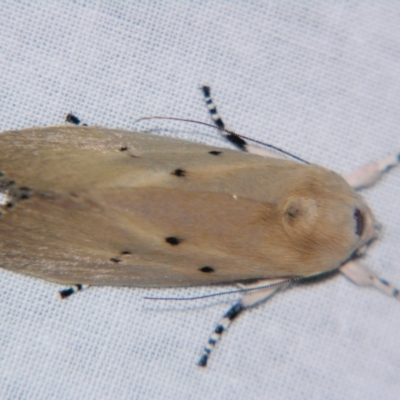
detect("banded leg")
[198,279,290,367]
[59,284,90,299]
[201,86,293,160]
[201,85,248,151]
[340,260,400,300]
[346,153,400,190]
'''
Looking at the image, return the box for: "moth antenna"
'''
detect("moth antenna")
[134,116,309,164]
[143,277,300,300]
[59,284,90,299]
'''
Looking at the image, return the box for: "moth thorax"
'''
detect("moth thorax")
[283,196,320,237]
[281,193,354,249]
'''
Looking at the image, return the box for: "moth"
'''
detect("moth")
[0,86,399,367]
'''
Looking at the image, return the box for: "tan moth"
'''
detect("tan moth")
[0,86,399,367]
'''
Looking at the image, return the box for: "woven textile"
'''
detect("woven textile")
[1,2,399,399]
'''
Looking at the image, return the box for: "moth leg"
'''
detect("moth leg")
[345,153,400,190]
[340,260,400,300]
[201,85,294,160]
[201,85,248,152]
[59,284,90,299]
[198,279,290,367]
[65,113,88,126]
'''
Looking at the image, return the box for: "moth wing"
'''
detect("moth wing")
[0,126,291,286]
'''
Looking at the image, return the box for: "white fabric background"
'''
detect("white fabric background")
[1,2,400,399]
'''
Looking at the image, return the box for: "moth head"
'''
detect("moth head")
[351,202,378,252]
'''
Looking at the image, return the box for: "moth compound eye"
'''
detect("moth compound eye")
[354,208,365,236]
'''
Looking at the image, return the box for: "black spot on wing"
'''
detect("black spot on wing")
[209,150,222,156]
[110,258,121,263]
[119,146,138,158]
[172,168,186,177]
[121,250,132,255]
[165,237,181,245]
[199,266,214,273]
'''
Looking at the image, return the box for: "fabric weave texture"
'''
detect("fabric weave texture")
[0,2,399,399]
